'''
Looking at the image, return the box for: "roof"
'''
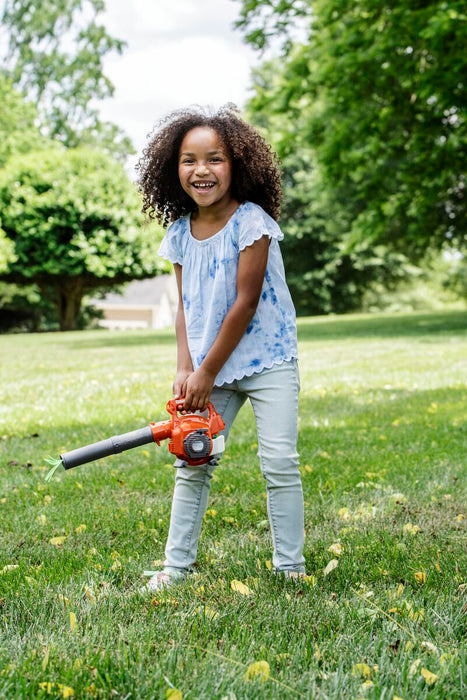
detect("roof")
[91,275,176,307]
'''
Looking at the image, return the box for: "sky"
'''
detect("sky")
[97,0,260,161]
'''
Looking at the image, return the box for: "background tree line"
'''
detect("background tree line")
[1,0,465,331]
[238,0,466,313]
[0,0,165,331]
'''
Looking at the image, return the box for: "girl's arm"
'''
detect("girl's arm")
[173,263,194,399]
[183,235,270,411]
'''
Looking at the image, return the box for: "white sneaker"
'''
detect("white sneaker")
[140,570,183,593]
[275,570,306,581]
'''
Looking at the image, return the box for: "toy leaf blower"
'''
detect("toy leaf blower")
[53,399,225,475]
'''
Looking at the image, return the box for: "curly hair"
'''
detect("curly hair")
[136,104,282,226]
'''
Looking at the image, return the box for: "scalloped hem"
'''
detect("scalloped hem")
[158,252,183,265]
[238,226,283,252]
[214,355,298,387]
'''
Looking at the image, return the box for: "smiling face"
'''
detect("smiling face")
[178,127,234,212]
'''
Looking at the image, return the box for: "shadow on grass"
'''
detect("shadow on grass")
[67,330,176,349]
[297,309,467,342]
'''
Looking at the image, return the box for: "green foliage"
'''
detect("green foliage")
[246,68,416,315]
[0,76,51,283]
[0,147,166,330]
[238,0,467,263]
[0,232,16,274]
[0,74,49,169]
[1,0,133,158]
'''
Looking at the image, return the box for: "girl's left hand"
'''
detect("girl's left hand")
[182,367,215,412]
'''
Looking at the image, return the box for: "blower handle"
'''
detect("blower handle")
[166,398,220,424]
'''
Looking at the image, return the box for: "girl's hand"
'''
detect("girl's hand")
[183,367,216,412]
[173,369,192,400]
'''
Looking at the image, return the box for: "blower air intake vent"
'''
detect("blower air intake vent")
[183,429,211,460]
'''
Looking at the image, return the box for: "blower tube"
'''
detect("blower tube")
[60,426,155,470]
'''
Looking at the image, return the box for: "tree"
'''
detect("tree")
[1,0,133,159]
[237,0,467,260]
[0,148,166,330]
[246,59,414,314]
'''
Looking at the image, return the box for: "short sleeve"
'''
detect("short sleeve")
[237,202,284,252]
[158,218,186,265]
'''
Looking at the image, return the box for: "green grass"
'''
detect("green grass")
[0,310,466,699]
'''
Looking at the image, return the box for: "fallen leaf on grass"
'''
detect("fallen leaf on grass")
[403,523,420,535]
[49,536,67,547]
[360,680,374,692]
[230,580,252,596]
[69,612,77,632]
[84,587,96,604]
[408,659,422,677]
[60,687,75,699]
[338,507,351,520]
[74,524,86,534]
[351,663,373,679]
[328,543,343,557]
[39,683,74,697]
[195,605,219,620]
[421,667,437,685]
[388,492,407,504]
[0,565,19,574]
[244,660,270,682]
[414,571,427,585]
[165,690,182,700]
[323,559,339,576]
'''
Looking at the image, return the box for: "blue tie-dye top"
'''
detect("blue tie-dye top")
[158,201,298,386]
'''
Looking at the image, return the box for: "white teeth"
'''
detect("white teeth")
[193,182,214,188]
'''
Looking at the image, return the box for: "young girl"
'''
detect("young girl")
[137,105,305,590]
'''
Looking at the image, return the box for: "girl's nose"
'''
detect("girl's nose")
[195,162,209,175]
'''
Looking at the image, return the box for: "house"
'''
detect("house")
[90,274,177,330]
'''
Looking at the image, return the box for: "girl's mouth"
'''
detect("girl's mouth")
[192,182,215,190]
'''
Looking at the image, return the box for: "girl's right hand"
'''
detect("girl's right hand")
[173,369,192,400]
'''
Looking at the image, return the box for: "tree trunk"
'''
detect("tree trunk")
[53,277,85,331]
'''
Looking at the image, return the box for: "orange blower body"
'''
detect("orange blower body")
[150,399,225,466]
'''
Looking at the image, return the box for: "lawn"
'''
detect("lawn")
[0,310,466,699]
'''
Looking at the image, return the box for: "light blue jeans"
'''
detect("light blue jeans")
[163,359,305,574]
